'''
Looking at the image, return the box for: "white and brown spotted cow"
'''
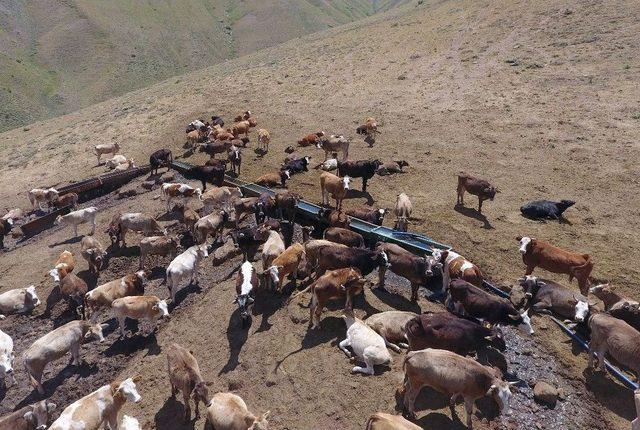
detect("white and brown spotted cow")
[432,249,483,292]
[161,183,202,212]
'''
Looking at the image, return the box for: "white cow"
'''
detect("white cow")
[0,329,15,387]
[166,245,209,301]
[339,310,391,375]
[0,285,41,319]
[121,415,141,430]
[162,183,202,212]
[49,377,141,430]
[55,206,98,237]
[105,154,127,169]
[94,142,121,164]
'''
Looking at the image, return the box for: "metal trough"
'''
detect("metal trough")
[20,206,71,237]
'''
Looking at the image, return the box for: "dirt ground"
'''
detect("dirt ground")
[0,0,638,428]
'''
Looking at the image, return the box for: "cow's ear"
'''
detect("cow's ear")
[515,236,522,241]
[23,411,35,423]
[152,305,159,311]
[47,401,57,412]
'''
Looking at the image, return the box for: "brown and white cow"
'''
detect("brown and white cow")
[161,183,202,212]
[48,376,141,430]
[206,392,270,430]
[298,131,324,147]
[28,188,59,212]
[365,412,420,430]
[432,249,483,292]
[376,242,438,301]
[235,260,259,327]
[263,243,306,293]
[52,250,75,273]
[166,343,211,421]
[320,172,351,210]
[24,320,106,394]
[112,295,169,337]
[0,286,40,319]
[517,236,593,295]
[85,271,147,321]
[399,348,516,427]
[0,399,57,430]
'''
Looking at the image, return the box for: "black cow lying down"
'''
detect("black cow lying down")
[520,200,575,220]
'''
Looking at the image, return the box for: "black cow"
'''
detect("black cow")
[337,159,381,192]
[520,200,575,221]
[345,207,388,226]
[228,224,271,261]
[315,246,390,278]
[447,279,534,335]
[211,115,224,127]
[149,149,173,175]
[405,311,506,355]
[256,192,277,224]
[192,164,225,191]
[281,156,311,175]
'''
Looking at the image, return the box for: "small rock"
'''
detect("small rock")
[533,381,559,407]
[157,172,175,184]
[265,376,277,387]
[397,74,407,80]
[141,181,155,190]
[11,230,23,239]
[228,378,243,391]
[118,188,137,199]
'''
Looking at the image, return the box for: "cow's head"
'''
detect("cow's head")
[154,300,170,318]
[559,199,576,211]
[117,377,142,403]
[23,400,56,430]
[342,176,351,190]
[234,294,254,321]
[376,208,388,223]
[302,156,311,166]
[25,285,41,307]
[487,380,518,415]
[518,275,543,298]
[589,283,614,298]
[378,250,391,268]
[135,270,149,285]
[192,380,211,408]
[394,216,408,232]
[266,265,282,286]
[423,255,440,277]
[48,265,63,283]
[85,322,107,343]
[509,311,534,335]
[516,236,534,254]
[196,244,209,260]
[250,411,270,430]
[0,345,13,382]
[574,297,590,322]
[486,326,507,351]
[2,218,13,230]
[372,159,382,169]
[484,185,498,200]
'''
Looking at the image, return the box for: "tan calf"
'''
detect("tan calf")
[588,312,640,379]
[85,271,147,321]
[139,235,178,269]
[48,376,141,430]
[53,250,75,273]
[264,243,305,293]
[394,193,412,231]
[80,235,107,274]
[24,320,105,394]
[365,412,420,430]
[206,392,270,430]
[112,295,169,337]
[0,399,57,430]
[166,343,211,420]
[257,128,270,152]
[319,172,351,210]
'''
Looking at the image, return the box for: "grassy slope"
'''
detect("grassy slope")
[0,0,407,132]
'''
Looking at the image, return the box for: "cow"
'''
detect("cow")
[516,236,594,295]
[187,128,208,149]
[228,146,242,175]
[519,275,591,322]
[339,309,392,375]
[376,242,438,301]
[431,249,483,293]
[290,267,367,329]
[93,142,120,164]
[52,192,79,210]
[194,210,229,244]
[365,412,420,430]
[112,295,169,337]
[456,172,499,214]
[234,260,259,327]
[172,203,200,234]
[399,348,516,427]
[337,159,381,192]
[231,120,251,139]
[261,230,285,290]
[24,320,106,394]
[281,156,311,175]
[187,119,206,133]
[211,115,224,127]
[447,279,534,335]
[162,183,202,212]
[587,312,640,380]
[274,190,299,223]
[49,262,87,317]
[28,188,59,212]
[52,249,75,273]
[200,140,234,159]
[365,311,417,353]
[149,149,173,175]
[320,172,351,210]
[80,235,107,274]
[313,153,339,171]
[85,271,147,321]
[0,286,40,319]
[139,235,179,269]
[590,283,640,331]
[303,239,348,272]
[257,128,270,152]
[228,224,272,261]
[48,376,141,430]
[376,160,409,176]
[317,134,349,161]
[256,170,290,188]
[520,199,575,221]
[0,399,57,430]
[404,311,506,356]
[206,392,270,430]
[108,212,165,247]
[0,218,13,248]
[0,329,15,387]
[298,131,324,147]
[317,208,349,228]
[394,193,412,231]
[166,343,211,421]
[105,154,128,170]
[315,246,389,278]
[233,197,264,227]
[55,206,98,237]
[345,207,388,226]
[202,186,242,215]
[323,227,364,248]
[166,245,209,301]
[263,243,305,293]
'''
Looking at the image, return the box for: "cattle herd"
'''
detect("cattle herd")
[0,110,639,430]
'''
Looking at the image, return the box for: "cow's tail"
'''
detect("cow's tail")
[286,284,313,306]
[570,254,593,284]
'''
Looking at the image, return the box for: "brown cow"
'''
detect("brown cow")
[85,271,147,320]
[0,399,57,430]
[588,312,640,379]
[255,170,290,188]
[48,263,87,317]
[320,172,351,210]
[298,131,325,147]
[323,227,364,248]
[166,343,211,420]
[517,236,593,295]
[456,172,499,214]
[377,242,438,301]
[263,242,306,293]
[112,295,169,337]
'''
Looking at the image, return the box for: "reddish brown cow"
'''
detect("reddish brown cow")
[456,172,499,214]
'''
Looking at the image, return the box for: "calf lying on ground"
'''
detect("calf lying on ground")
[166,343,211,421]
[520,275,591,322]
[0,286,40,319]
[298,131,324,147]
[456,172,499,214]
[0,329,15,387]
[376,160,409,176]
[256,170,290,188]
[365,311,417,352]
[206,392,270,430]
[139,235,179,269]
[340,310,391,375]
[399,348,516,427]
[0,399,56,430]
[112,295,169,337]
[520,199,575,220]
[48,376,141,430]
[365,412,420,430]
[24,320,105,394]
[55,206,98,237]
